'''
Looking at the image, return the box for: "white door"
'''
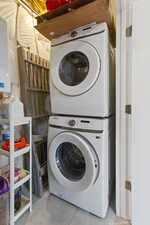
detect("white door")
[132,1,150,225]
[51,40,101,96]
[48,132,99,192]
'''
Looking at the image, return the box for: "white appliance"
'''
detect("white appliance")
[48,116,115,218]
[50,23,115,118]
[0,18,10,93]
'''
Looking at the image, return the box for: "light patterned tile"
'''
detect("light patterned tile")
[69,207,116,225]
[17,192,116,225]
[17,193,77,225]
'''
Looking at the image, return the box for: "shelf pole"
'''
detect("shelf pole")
[29,118,32,212]
[9,116,15,225]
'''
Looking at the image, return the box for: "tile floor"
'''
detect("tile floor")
[17,192,116,225]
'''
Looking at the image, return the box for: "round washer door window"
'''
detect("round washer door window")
[51,40,101,96]
[56,142,86,181]
[49,132,99,192]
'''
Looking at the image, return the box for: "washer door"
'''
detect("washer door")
[51,40,101,96]
[49,132,99,192]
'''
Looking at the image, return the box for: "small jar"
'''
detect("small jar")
[2,125,10,141]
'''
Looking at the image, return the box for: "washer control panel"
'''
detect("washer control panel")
[49,116,106,131]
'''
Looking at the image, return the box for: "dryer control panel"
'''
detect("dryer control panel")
[49,116,108,131]
[52,22,108,46]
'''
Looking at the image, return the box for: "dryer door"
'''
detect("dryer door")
[51,40,101,96]
[48,132,99,192]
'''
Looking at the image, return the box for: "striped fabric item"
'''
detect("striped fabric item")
[26,0,47,14]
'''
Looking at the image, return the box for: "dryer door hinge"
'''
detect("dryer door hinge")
[125,105,132,114]
[125,180,132,192]
[126,25,132,37]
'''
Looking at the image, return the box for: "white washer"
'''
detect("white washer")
[50,23,115,118]
[48,116,115,218]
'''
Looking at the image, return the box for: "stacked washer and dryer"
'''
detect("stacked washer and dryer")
[48,22,115,218]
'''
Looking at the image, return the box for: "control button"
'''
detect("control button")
[68,120,76,127]
[71,31,78,38]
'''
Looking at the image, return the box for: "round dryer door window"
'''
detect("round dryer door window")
[51,40,101,96]
[59,52,89,87]
[48,132,99,192]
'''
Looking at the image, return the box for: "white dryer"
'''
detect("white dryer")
[50,23,115,118]
[48,116,115,218]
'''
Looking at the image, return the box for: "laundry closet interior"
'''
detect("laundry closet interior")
[0,1,131,225]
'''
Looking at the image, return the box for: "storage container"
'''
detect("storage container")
[46,0,67,11]
[0,176,9,225]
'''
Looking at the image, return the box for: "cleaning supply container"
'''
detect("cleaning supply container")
[0,176,9,225]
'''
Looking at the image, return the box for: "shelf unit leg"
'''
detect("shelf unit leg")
[29,119,32,212]
[10,119,15,225]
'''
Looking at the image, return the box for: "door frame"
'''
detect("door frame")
[116,0,132,219]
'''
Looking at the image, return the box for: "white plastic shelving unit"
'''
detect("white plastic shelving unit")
[0,116,32,225]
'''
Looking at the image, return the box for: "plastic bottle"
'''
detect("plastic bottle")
[2,125,10,141]
[0,95,14,119]
[9,97,24,119]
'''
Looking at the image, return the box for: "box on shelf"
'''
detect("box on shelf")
[35,0,116,46]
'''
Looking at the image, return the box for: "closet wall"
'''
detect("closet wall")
[0,0,51,97]
[0,0,51,168]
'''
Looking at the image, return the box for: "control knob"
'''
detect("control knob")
[68,120,76,127]
[71,31,78,38]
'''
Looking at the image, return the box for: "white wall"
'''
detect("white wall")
[131,1,150,225]
[0,0,50,97]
